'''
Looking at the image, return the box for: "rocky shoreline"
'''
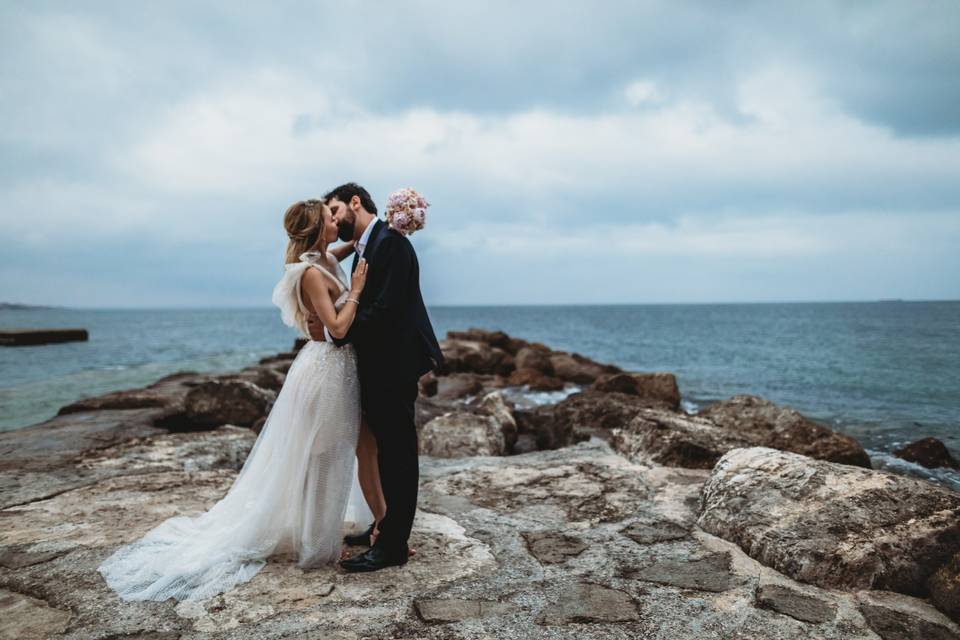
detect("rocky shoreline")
[1,328,958,639]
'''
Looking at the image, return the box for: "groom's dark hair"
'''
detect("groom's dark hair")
[324,182,378,215]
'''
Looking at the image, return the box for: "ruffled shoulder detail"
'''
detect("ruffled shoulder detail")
[271,261,311,336]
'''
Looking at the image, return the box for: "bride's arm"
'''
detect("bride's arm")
[300,261,368,339]
[329,241,356,262]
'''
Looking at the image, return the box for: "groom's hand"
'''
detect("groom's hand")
[305,314,326,341]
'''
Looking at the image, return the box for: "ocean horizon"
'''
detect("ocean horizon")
[3,300,958,488]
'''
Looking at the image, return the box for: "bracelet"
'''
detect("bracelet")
[347,298,360,305]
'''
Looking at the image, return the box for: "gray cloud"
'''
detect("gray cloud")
[1,0,958,306]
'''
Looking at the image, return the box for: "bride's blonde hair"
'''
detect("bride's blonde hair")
[283,199,327,264]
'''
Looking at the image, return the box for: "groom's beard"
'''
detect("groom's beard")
[337,222,355,242]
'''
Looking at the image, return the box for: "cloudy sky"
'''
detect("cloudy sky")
[2,1,958,307]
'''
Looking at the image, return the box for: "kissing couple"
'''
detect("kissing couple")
[98,182,444,602]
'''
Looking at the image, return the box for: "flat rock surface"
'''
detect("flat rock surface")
[755,576,838,624]
[5,423,959,638]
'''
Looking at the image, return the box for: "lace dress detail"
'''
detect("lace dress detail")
[97,251,372,602]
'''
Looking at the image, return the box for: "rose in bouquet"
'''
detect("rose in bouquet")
[385,187,429,236]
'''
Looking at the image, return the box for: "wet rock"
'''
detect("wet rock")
[0,328,87,346]
[756,577,837,623]
[415,598,512,623]
[858,590,960,640]
[613,409,751,469]
[895,437,960,470]
[625,552,737,592]
[620,518,689,544]
[0,589,72,639]
[183,380,276,429]
[420,412,507,457]
[929,552,960,624]
[698,447,960,596]
[591,372,681,411]
[538,582,640,624]
[698,395,871,468]
[522,531,588,564]
[549,353,620,384]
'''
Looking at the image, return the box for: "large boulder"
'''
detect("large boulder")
[929,552,960,624]
[698,447,960,600]
[590,372,681,411]
[420,412,507,457]
[183,380,276,429]
[419,391,517,458]
[612,409,753,469]
[697,395,871,468]
[515,390,657,449]
[895,437,960,470]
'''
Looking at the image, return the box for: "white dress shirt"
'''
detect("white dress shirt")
[322,219,376,342]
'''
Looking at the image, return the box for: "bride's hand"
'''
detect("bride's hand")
[351,259,368,294]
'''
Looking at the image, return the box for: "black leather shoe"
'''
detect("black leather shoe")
[343,522,375,547]
[340,544,409,573]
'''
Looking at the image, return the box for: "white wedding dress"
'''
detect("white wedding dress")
[98,251,373,602]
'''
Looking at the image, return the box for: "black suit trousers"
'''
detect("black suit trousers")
[362,378,419,554]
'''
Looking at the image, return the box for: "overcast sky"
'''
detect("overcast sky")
[2,1,958,307]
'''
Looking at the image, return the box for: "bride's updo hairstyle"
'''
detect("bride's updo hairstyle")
[283,199,326,264]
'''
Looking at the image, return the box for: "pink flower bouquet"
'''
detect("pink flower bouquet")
[385,188,429,236]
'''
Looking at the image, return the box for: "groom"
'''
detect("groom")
[308,182,444,572]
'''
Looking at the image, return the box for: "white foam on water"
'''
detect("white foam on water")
[868,449,960,492]
[498,384,582,410]
[681,399,700,415]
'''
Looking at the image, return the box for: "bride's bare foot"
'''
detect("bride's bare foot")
[409,547,417,557]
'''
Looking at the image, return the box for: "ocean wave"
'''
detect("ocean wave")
[497,385,582,410]
[868,449,960,492]
[681,399,700,415]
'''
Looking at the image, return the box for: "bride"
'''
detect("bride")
[98,199,382,602]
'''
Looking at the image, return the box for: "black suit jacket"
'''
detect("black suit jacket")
[334,219,444,388]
